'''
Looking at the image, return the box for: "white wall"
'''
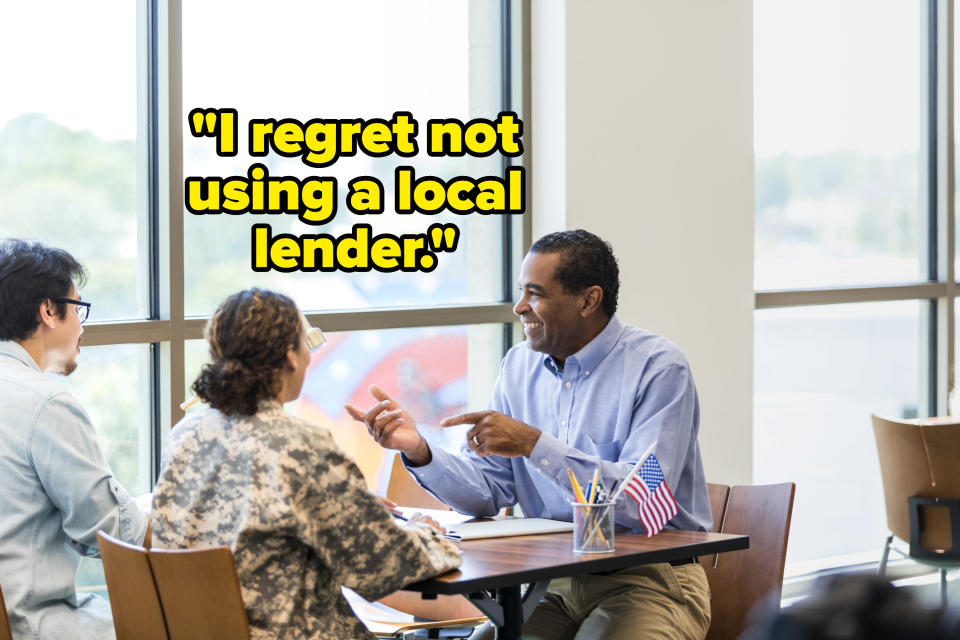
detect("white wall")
[533,1,755,484]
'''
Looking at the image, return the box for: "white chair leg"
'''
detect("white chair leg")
[879,535,893,577]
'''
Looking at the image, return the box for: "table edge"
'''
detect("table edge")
[404,533,749,595]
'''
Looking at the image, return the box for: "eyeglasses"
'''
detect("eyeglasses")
[54,297,91,324]
[300,312,326,352]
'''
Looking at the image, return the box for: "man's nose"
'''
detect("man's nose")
[513,296,529,316]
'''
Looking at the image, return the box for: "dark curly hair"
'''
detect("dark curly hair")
[529,229,620,317]
[192,288,302,416]
[0,238,88,341]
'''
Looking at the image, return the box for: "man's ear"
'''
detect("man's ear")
[37,300,58,330]
[580,285,604,317]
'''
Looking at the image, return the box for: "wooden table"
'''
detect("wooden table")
[404,529,749,639]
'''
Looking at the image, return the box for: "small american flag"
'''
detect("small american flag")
[623,453,678,537]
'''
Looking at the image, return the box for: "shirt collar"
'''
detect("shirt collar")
[0,340,41,372]
[541,315,625,377]
[259,398,284,412]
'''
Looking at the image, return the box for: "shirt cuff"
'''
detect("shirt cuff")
[401,445,452,486]
[528,432,571,486]
[109,477,149,545]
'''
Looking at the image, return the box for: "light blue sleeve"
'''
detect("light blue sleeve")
[403,370,519,517]
[30,392,148,553]
[528,363,701,530]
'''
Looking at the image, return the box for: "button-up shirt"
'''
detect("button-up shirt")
[0,340,148,640]
[406,316,712,533]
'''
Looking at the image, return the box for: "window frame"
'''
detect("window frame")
[754,0,955,581]
[78,0,533,485]
[754,0,955,418]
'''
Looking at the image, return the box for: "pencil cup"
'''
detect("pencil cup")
[572,502,615,553]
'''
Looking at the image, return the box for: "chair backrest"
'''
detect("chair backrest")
[386,453,451,510]
[699,483,731,572]
[707,482,730,534]
[872,414,960,551]
[0,581,12,640]
[148,546,250,640]
[702,482,795,640]
[96,532,169,640]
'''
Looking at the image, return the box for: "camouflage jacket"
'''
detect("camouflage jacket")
[151,401,461,640]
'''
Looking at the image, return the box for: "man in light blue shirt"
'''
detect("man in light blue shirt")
[0,239,149,640]
[348,230,712,639]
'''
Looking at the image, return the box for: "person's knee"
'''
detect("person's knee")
[577,610,706,640]
[575,588,709,640]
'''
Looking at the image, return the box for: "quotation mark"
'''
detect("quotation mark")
[428,224,460,252]
[187,108,237,156]
[190,110,219,136]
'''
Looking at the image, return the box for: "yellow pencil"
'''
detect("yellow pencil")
[569,468,608,547]
[587,468,600,503]
[568,469,587,503]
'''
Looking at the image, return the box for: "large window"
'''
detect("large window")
[5,0,526,593]
[0,2,147,320]
[181,1,508,315]
[754,0,954,573]
[755,0,922,290]
[185,323,504,492]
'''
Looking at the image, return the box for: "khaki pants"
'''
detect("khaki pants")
[472,562,711,640]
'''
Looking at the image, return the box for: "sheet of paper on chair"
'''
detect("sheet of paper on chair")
[448,517,574,540]
[341,588,415,624]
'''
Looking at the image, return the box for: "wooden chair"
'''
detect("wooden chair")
[97,532,169,640]
[700,482,796,640]
[872,414,960,605]
[369,454,485,637]
[699,483,731,572]
[0,581,12,640]
[386,454,451,510]
[148,545,250,640]
[707,482,731,533]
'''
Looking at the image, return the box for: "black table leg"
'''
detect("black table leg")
[495,585,523,640]
[464,580,549,640]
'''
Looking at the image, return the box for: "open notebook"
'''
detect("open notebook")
[395,507,573,541]
[449,517,574,540]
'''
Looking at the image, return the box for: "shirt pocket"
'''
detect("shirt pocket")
[585,435,621,460]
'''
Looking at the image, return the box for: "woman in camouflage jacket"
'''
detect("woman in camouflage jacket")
[151,288,461,639]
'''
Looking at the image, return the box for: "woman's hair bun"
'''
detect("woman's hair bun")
[191,288,301,416]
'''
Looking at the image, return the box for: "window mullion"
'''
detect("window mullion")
[155,0,185,479]
[937,0,955,412]
[920,0,940,415]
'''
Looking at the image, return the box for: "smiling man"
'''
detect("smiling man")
[0,239,149,640]
[348,229,712,640]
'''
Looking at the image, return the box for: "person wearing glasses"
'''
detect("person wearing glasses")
[0,238,150,640]
[151,288,461,640]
